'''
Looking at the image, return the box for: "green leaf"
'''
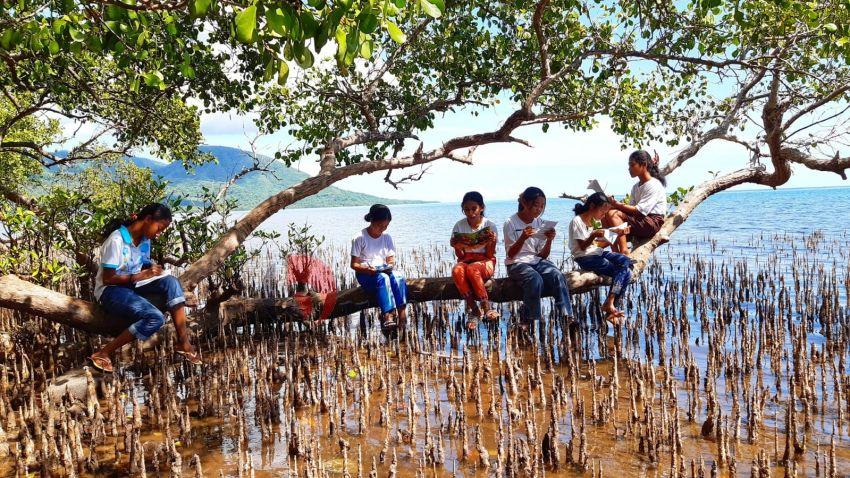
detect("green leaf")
[234,5,258,44]
[386,21,406,43]
[300,11,319,37]
[314,20,329,49]
[263,58,276,82]
[180,62,196,79]
[69,26,86,42]
[278,61,289,85]
[824,23,839,33]
[189,0,212,18]
[335,26,347,60]
[360,39,372,59]
[143,70,164,88]
[0,30,11,49]
[294,44,314,68]
[428,0,445,12]
[266,8,287,36]
[419,0,441,18]
[358,9,379,34]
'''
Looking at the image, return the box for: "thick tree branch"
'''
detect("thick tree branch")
[532,0,552,80]
[661,68,768,176]
[781,148,850,180]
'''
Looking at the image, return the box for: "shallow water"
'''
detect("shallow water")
[1,188,849,477]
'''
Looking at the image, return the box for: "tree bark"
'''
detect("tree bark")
[0,269,609,336]
[218,270,609,323]
[0,274,132,336]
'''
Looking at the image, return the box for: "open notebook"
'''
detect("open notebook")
[134,270,172,288]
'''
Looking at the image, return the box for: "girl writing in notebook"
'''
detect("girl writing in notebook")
[450,191,499,329]
[89,203,200,373]
[569,192,632,325]
[350,204,408,335]
[503,187,572,326]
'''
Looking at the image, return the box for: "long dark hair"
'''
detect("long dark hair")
[101,203,172,239]
[517,187,546,213]
[630,150,666,186]
[574,192,610,215]
[364,204,391,222]
[461,191,485,216]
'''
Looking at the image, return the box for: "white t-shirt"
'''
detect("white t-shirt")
[630,178,667,216]
[95,226,151,301]
[451,218,498,255]
[350,229,396,268]
[503,214,546,266]
[569,215,602,259]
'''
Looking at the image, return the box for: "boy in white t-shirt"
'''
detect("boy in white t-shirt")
[350,204,407,335]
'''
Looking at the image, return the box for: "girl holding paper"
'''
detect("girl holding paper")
[450,191,499,329]
[89,203,200,373]
[569,193,631,325]
[604,150,667,255]
[503,187,572,326]
[350,204,408,335]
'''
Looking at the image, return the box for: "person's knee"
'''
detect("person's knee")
[135,309,165,339]
[603,209,623,224]
[375,273,390,288]
[526,273,543,292]
[149,309,166,329]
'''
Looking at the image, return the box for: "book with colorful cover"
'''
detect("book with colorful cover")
[452,226,493,245]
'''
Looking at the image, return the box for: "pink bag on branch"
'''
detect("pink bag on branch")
[286,254,338,322]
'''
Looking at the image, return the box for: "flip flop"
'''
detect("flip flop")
[484,309,501,322]
[176,350,203,365]
[88,355,114,374]
[603,312,622,326]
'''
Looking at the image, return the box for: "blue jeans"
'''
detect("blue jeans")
[574,251,631,305]
[355,271,407,314]
[507,259,572,321]
[99,275,185,341]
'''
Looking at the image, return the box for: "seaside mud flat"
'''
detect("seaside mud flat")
[0,231,848,476]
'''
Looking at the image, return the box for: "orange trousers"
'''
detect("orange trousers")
[452,260,495,300]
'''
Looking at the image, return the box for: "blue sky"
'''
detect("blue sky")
[199,103,849,203]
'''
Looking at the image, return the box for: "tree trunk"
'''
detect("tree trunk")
[0,274,132,336]
[218,270,609,323]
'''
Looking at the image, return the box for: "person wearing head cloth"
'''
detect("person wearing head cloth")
[603,150,668,255]
[350,204,408,335]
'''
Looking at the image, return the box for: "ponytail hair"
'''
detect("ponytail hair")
[517,187,546,213]
[630,150,666,186]
[573,192,610,215]
[101,203,172,239]
[364,204,392,222]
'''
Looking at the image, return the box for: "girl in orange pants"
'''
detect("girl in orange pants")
[450,192,500,329]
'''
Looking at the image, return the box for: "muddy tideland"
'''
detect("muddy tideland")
[0,232,848,476]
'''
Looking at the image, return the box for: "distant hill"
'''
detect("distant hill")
[58,146,427,209]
